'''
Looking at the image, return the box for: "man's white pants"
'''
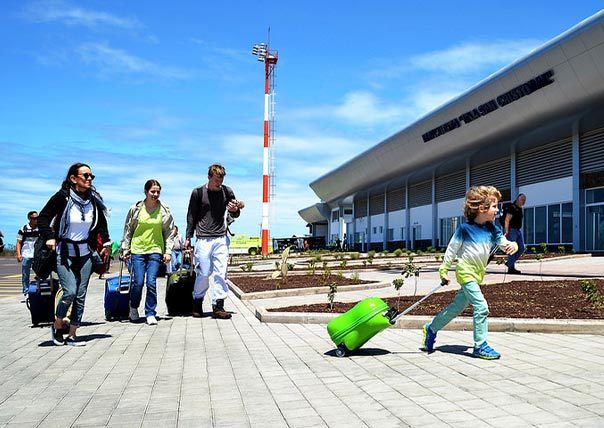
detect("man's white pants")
[192,236,229,304]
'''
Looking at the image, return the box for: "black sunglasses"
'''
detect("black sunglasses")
[78,173,96,180]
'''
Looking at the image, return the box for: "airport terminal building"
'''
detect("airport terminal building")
[299,11,604,253]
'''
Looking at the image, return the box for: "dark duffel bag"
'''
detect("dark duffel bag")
[32,238,56,280]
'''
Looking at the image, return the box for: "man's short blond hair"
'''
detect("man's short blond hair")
[464,185,501,221]
[208,164,226,178]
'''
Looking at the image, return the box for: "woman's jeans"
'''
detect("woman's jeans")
[130,253,161,317]
[429,280,490,347]
[56,253,93,326]
[171,250,182,272]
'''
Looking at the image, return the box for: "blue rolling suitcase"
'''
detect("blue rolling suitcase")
[27,277,57,326]
[104,261,131,321]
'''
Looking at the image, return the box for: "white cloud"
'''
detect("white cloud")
[333,91,407,125]
[24,0,141,29]
[409,39,543,74]
[77,42,192,80]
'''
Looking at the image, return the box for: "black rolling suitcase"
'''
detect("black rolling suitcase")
[104,260,132,321]
[165,252,195,316]
[26,277,57,326]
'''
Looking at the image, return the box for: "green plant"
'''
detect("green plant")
[240,261,254,272]
[540,242,548,254]
[327,281,338,310]
[339,260,347,269]
[349,272,360,282]
[392,278,404,291]
[307,258,317,274]
[557,245,565,254]
[530,246,537,254]
[393,248,403,257]
[391,256,422,310]
[271,246,292,286]
[319,266,332,286]
[581,280,603,307]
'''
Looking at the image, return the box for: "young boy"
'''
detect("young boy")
[423,186,518,359]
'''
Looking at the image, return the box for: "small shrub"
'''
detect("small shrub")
[240,262,254,272]
[327,282,338,310]
[581,280,603,307]
[271,246,292,287]
[393,248,403,257]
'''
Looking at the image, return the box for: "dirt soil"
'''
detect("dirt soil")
[229,273,372,291]
[231,274,604,319]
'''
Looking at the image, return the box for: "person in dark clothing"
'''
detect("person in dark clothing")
[502,193,526,274]
[185,164,241,319]
[38,163,111,346]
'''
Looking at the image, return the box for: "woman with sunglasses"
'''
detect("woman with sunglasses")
[121,179,174,325]
[38,163,111,346]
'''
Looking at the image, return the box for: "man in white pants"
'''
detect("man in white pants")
[185,164,240,319]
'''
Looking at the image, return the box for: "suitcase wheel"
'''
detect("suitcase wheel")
[335,344,348,358]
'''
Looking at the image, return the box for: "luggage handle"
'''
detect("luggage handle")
[118,258,132,294]
[36,277,54,297]
[388,278,448,324]
[177,249,194,277]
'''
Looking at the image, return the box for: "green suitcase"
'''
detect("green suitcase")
[327,281,446,357]
[327,297,395,357]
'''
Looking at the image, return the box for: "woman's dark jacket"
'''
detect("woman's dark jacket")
[38,188,110,250]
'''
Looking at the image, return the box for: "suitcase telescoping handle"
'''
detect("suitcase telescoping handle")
[388,278,449,324]
[182,249,194,276]
[118,258,132,294]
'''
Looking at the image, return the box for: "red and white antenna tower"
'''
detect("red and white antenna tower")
[252,31,278,257]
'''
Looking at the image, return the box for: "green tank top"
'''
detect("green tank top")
[131,206,164,255]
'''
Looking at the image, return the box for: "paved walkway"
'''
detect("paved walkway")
[1,257,604,427]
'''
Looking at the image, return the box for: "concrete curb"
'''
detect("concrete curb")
[255,307,604,334]
[228,279,391,300]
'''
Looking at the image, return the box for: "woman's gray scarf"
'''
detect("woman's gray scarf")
[58,189,106,239]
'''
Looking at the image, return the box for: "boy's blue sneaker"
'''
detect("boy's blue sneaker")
[473,342,501,360]
[422,323,437,353]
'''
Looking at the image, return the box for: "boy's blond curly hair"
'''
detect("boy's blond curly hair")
[464,185,501,221]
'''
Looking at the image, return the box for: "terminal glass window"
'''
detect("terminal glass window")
[524,202,573,245]
[440,216,463,246]
[387,228,394,241]
[586,187,604,251]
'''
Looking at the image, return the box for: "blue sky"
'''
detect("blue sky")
[1,0,602,245]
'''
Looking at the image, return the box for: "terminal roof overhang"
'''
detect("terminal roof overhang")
[307,10,604,207]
